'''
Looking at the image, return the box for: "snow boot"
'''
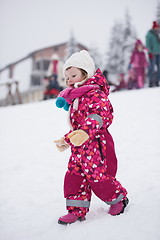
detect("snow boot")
[108,197,129,216]
[58,212,86,225]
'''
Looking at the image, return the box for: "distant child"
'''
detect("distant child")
[127,39,148,89]
[54,50,129,225]
[127,68,137,90]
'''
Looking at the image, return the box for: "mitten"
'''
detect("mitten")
[128,64,132,70]
[54,137,69,152]
[68,129,89,146]
[56,97,70,111]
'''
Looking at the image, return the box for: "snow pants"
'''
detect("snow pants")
[148,54,160,86]
[63,131,127,217]
[134,67,145,88]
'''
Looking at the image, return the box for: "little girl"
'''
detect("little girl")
[128,39,148,89]
[54,50,128,225]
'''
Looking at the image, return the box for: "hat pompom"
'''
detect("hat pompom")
[56,97,70,111]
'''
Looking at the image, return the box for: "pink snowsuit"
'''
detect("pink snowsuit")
[129,39,148,88]
[60,69,127,217]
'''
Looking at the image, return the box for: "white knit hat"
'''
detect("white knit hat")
[63,50,95,79]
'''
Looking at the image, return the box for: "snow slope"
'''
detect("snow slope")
[0,87,160,240]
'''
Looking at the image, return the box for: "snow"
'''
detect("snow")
[0,87,160,240]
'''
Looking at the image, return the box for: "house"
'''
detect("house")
[0,41,88,106]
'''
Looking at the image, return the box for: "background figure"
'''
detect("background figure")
[43,76,60,100]
[146,21,160,87]
[127,68,137,90]
[43,54,65,100]
[103,70,109,81]
[47,54,65,90]
[112,73,126,92]
[103,69,118,88]
[128,39,148,89]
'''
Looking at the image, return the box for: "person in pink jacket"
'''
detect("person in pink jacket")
[54,50,128,225]
[128,39,148,89]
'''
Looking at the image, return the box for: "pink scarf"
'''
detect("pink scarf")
[58,84,100,104]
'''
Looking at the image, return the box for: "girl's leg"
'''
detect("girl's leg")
[137,75,143,88]
[88,174,128,215]
[137,68,145,88]
[64,172,91,218]
[75,134,128,214]
[89,175,127,204]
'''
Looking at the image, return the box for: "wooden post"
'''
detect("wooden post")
[5,82,14,105]
[14,81,22,104]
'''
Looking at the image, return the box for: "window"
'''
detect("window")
[34,60,50,71]
[31,75,41,85]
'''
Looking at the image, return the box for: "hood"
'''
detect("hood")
[134,39,145,51]
[83,68,110,96]
[51,54,59,60]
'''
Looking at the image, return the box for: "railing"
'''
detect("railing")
[20,87,43,104]
[0,81,43,107]
[0,80,22,106]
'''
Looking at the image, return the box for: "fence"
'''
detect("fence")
[0,80,43,107]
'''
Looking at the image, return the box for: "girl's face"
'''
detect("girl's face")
[137,44,143,52]
[65,67,84,87]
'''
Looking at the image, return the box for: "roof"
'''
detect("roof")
[0,41,88,73]
[0,42,67,73]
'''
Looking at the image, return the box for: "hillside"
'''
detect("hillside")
[0,87,160,240]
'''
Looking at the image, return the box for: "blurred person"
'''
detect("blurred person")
[43,54,65,100]
[146,21,160,87]
[43,76,60,100]
[54,50,128,225]
[127,68,137,90]
[128,39,148,89]
[112,73,126,92]
[47,54,65,90]
[103,69,109,81]
[103,69,116,86]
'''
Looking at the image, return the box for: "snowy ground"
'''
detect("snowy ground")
[0,87,160,240]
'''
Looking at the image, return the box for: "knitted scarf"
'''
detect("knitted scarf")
[56,84,100,111]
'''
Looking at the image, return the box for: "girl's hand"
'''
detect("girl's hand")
[54,137,69,152]
[68,130,89,146]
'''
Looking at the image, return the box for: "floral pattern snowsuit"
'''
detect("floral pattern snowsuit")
[63,69,127,217]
